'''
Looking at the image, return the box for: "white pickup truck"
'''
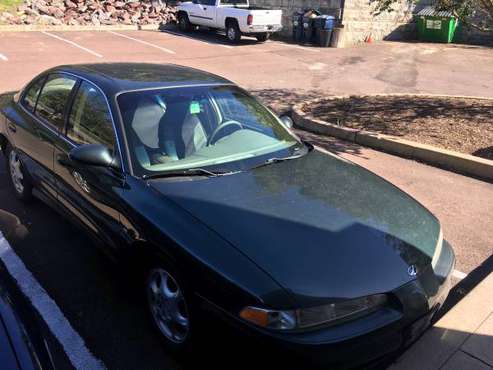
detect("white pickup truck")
[176,0,282,43]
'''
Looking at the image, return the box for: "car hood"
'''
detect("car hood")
[149,150,441,306]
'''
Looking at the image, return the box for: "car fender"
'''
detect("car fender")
[119,176,297,314]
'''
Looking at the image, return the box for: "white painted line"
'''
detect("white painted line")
[161,29,233,49]
[271,42,320,53]
[452,269,468,280]
[0,53,7,61]
[41,31,103,58]
[107,31,176,54]
[0,232,106,370]
[308,62,328,71]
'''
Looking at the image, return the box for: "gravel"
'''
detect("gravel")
[303,95,493,160]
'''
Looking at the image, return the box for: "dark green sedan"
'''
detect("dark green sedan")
[0,63,455,369]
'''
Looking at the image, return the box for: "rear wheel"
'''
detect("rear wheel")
[178,13,192,32]
[256,33,270,42]
[226,22,241,44]
[6,144,33,202]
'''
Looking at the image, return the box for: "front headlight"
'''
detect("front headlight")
[239,294,387,331]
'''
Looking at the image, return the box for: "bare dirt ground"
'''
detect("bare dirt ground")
[303,95,493,160]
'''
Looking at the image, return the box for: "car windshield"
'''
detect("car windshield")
[118,85,302,176]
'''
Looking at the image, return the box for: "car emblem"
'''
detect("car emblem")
[408,265,418,277]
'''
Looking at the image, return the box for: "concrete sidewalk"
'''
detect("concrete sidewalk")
[390,270,493,370]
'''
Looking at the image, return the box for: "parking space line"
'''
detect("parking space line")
[270,42,320,53]
[452,269,468,280]
[0,53,7,61]
[107,31,176,55]
[0,233,106,370]
[41,31,103,58]
[161,29,233,49]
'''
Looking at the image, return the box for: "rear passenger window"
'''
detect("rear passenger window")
[35,74,77,129]
[22,76,46,112]
[67,81,115,148]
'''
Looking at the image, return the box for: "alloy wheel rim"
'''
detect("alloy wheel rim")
[147,268,189,344]
[227,27,235,40]
[9,150,24,194]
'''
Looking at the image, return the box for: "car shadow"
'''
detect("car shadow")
[157,23,260,47]
[437,252,493,322]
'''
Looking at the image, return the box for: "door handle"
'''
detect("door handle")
[204,7,207,9]
[7,122,16,133]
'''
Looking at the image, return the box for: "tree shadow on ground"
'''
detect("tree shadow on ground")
[309,95,493,133]
[473,146,493,160]
[250,88,366,158]
[294,128,367,159]
[306,95,493,160]
[250,88,322,115]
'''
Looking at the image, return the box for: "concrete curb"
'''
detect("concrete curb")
[292,95,493,182]
[0,24,159,32]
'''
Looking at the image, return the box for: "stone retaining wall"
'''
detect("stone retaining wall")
[342,0,415,45]
[252,0,491,46]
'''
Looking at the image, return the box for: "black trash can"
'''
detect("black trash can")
[292,12,304,42]
[315,15,335,47]
[302,15,316,43]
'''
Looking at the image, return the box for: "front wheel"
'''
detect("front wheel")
[256,33,270,42]
[226,23,241,44]
[6,144,33,202]
[146,266,195,355]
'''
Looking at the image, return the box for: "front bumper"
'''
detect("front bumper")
[204,241,455,369]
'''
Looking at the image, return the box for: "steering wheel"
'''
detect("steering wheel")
[208,120,243,145]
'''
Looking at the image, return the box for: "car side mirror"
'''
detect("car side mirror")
[279,115,294,128]
[69,144,118,169]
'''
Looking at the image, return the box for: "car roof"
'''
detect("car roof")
[47,63,233,96]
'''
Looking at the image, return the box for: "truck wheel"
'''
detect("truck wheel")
[226,22,241,44]
[178,13,192,32]
[256,33,270,42]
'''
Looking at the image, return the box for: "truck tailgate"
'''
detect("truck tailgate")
[250,9,282,25]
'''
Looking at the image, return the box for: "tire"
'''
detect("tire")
[145,262,197,356]
[256,33,270,42]
[5,144,33,202]
[178,13,192,32]
[226,22,241,44]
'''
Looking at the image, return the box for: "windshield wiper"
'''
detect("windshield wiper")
[142,168,239,180]
[250,153,305,171]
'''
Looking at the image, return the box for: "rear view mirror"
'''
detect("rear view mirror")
[69,144,117,169]
[279,115,294,128]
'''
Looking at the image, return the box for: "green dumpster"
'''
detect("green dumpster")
[416,7,458,43]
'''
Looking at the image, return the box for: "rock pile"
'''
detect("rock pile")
[0,0,177,26]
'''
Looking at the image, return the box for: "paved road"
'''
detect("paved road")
[0,28,492,99]
[0,28,492,370]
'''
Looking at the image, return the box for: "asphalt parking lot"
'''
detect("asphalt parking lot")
[0,28,492,370]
